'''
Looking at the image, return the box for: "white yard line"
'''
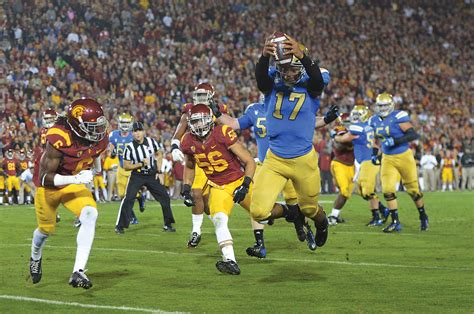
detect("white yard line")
[0,295,175,313]
[4,243,469,272]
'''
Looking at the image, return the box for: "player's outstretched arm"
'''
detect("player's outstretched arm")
[170,114,188,162]
[255,36,275,94]
[216,113,240,130]
[181,154,196,207]
[229,141,256,180]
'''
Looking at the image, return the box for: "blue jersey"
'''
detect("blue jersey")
[109,130,134,167]
[348,122,374,163]
[369,110,411,155]
[238,102,268,162]
[264,67,330,158]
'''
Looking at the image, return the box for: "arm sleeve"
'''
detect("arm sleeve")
[238,107,254,130]
[255,55,273,94]
[393,128,419,145]
[299,55,324,97]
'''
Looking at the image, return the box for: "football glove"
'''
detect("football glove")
[323,105,339,124]
[74,170,94,184]
[110,147,117,158]
[181,184,195,207]
[233,176,252,203]
[371,154,382,165]
[209,98,222,118]
[382,137,395,148]
[171,139,184,162]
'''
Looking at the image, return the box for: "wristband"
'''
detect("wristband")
[242,176,252,188]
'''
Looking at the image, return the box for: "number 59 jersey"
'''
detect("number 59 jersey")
[349,122,374,163]
[181,125,244,186]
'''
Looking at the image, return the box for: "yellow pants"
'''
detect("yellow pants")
[255,161,298,205]
[381,150,421,199]
[208,176,252,217]
[331,160,355,198]
[117,166,131,198]
[251,148,320,220]
[35,185,96,234]
[357,160,380,199]
[7,176,21,191]
[442,168,453,184]
[192,164,210,195]
[94,175,106,189]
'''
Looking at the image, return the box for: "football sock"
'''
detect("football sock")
[102,188,108,201]
[192,214,204,234]
[371,209,380,219]
[254,229,264,246]
[213,212,235,262]
[74,206,98,272]
[417,206,426,218]
[31,228,49,260]
[390,209,399,222]
[94,189,100,202]
[331,208,341,218]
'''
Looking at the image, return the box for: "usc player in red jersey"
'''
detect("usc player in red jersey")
[181,104,287,275]
[3,149,20,205]
[171,82,228,248]
[29,98,109,289]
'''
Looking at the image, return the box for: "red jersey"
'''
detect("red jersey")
[3,158,19,176]
[19,158,29,171]
[40,127,48,147]
[33,121,109,187]
[332,126,355,166]
[181,125,244,186]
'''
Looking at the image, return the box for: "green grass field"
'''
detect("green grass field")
[0,191,473,313]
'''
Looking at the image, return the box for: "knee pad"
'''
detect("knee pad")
[38,225,55,235]
[383,193,397,201]
[250,208,272,222]
[79,206,98,225]
[408,191,423,201]
[212,212,232,245]
[299,205,318,219]
[362,193,376,201]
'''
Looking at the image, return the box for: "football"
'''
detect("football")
[270,31,292,65]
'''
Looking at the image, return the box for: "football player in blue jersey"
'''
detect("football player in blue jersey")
[369,93,429,232]
[212,95,336,253]
[251,33,338,249]
[110,113,143,226]
[335,105,389,226]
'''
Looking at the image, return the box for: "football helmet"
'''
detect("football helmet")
[375,93,394,118]
[187,104,214,138]
[193,82,215,106]
[350,105,371,123]
[67,98,108,142]
[275,42,308,86]
[42,108,58,128]
[6,149,14,159]
[118,113,133,132]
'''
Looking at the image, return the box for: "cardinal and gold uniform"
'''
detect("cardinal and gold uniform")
[441,157,455,185]
[3,157,21,192]
[181,124,250,217]
[32,122,109,234]
[331,126,355,198]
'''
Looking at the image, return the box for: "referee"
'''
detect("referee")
[115,122,176,234]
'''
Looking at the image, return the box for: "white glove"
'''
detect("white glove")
[74,170,94,184]
[171,148,184,162]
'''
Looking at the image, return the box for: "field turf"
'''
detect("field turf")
[0,191,473,313]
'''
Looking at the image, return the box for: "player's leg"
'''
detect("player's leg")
[99,177,108,202]
[7,176,14,205]
[397,150,428,231]
[250,151,290,223]
[359,161,388,226]
[145,177,176,232]
[187,165,208,246]
[115,175,143,233]
[29,187,62,284]
[290,149,328,248]
[61,184,98,289]
[209,185,240,275]
[380,154,402,232]
[282,179,307,242]
[328,161,354,225]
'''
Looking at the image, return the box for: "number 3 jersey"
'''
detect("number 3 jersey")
[33,120,109,187]
[181,124,244,186]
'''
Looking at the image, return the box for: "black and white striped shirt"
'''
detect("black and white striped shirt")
[123,137,162,174]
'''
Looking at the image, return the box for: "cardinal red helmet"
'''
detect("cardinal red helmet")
[193,82,215,106]
[42,108,58,128]
[187,103,214,138]
[67,98,108,142]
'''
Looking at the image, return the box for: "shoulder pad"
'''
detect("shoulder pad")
[46,125,72,149]
[182,103,193,114]
[349,124,364,133]
[218,103,228,114]
[395,110,409,120]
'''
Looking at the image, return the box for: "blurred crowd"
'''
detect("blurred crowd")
[0,0,473,201]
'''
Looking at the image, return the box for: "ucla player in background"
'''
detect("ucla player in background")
[109,113,143,223]
[252,32,338,250]
[369,93,429,232]
[335,105,389,226]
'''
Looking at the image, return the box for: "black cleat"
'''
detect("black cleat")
[284,205,306,241]
[305,223,317,251]
[163,224,176,232]
[246,243,267,258]
[187,232,202,248]
[56,214,61,223]
[216,260,241,275]
[315,216,329,247]
[29,258,42,284]
[73,218,81,228]
[69,270,92,289]
[420,214,429,231]
[114,226,124,234]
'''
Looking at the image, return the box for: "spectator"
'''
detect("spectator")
[420,149,438,192]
